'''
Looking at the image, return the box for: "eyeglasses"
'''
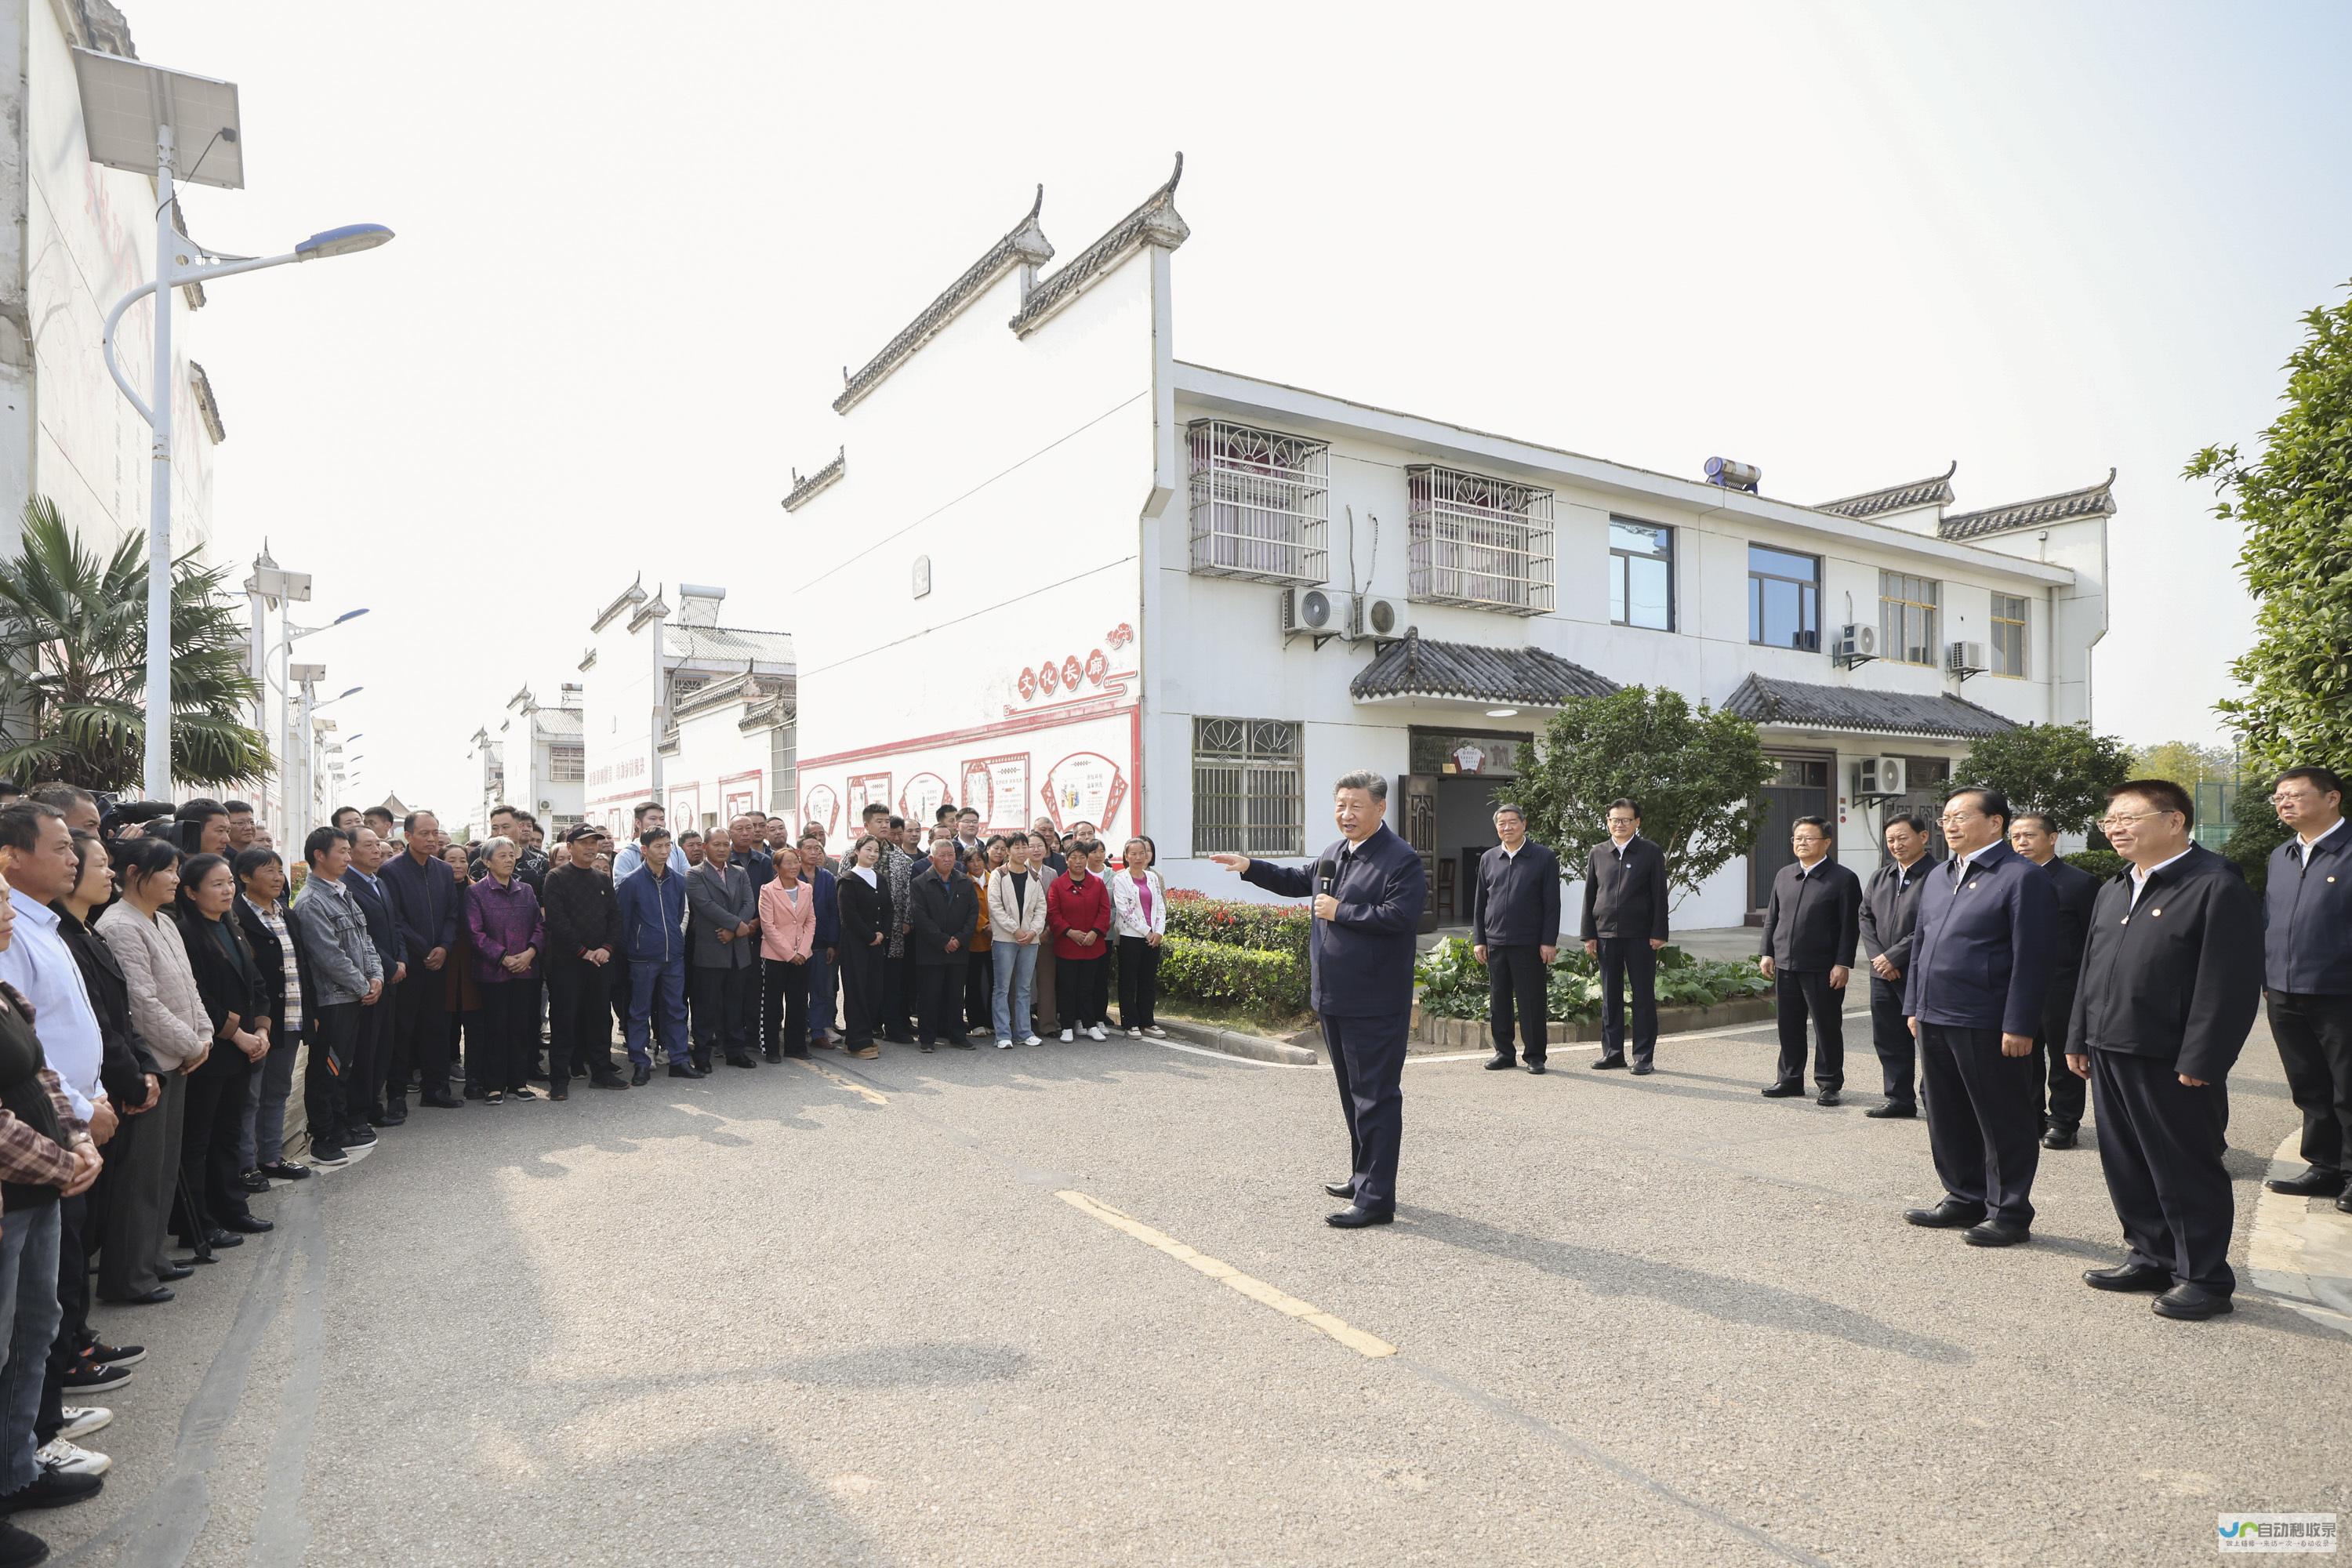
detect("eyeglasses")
[1936,814,1976,827]
[2096,809,2179,830]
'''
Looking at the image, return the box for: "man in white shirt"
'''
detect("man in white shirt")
[0,807,107,1129]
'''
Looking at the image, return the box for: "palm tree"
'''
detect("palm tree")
[0,496,270,790]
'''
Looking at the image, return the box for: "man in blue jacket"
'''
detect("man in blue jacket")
[343,826,407,1127]
[380,810,462,1112]
[617,828,698,1084]
[1902,786,2056,1247]
[1214,771,1427,1229]
[2260,765,2352,1212]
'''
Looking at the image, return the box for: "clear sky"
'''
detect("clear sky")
[133,1,2351,824]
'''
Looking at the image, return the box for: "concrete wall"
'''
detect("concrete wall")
[664,702,778,836]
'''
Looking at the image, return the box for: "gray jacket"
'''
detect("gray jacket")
[684,859,759,970]
[292,877,383,1005]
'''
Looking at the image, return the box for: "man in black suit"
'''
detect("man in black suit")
[343,825,406,1131]
[907,839,978,1051]
[1470,802,1561,1075]
[2067,779,2263,1319]
[2009,811,2102,1149]
[1858,813,1933,1120]
[1901,786,2056,1247]
[1216,771,1428,1229]
[1757,816,1860,1105]
[2259,765,2352,1211]
[1581,798,1670,1074]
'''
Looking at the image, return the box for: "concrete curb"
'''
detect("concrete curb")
[2247,1130,2352,1338]
[1407,996,1779,1054]
[1158,1018,1319,1066]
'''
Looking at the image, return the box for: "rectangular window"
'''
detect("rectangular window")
[1609,518,1673,631]
[1747,545,1820,650]
[548,746,585,783]
[1991,592,2030,677]
[1878,571,1942,665]
[771,722,797,815]
[1192,717,1304,858]
[1406,466,1556,615]
[1187,421,1330,585]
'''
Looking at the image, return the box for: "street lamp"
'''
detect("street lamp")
[73,48,394,800]
[270,609,365,836]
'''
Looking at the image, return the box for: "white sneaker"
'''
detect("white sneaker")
[1087,1025,1107,1041]
[1142,1025,1167,1039]
[996,1039,1013,1051]
[58,1407,111,1442]
[1127,1027,1142,1038]
[1023,1034,1043,1047]
[1058,1029,1073,1043]
[37,1437,110,1476]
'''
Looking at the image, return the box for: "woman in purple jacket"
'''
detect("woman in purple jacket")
[466,837,545,1105]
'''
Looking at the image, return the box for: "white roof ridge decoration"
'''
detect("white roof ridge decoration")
[782,447,846,513]
[833,186,1053,416]
[590,572,646,632]
[1815,461,1957,520]
[1008,154,1188,339]
[1939,468,2117,541]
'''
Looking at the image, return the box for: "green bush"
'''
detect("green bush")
[2063,848,2127,880]
[1157,933,1308,1015]
[2223,782,2290,895]
[1165,890,1312,960]
[1414,936,1769,1022]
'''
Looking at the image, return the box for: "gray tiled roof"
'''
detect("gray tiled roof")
[782,448,845,513]
[1349,629,1618,706]
[1939,469,2116,541]
[833,187,1054,415]
[1815,461,1955,520]
[1724,674,2016,740]
[663,624,795,671]
[1008,155,1189,338]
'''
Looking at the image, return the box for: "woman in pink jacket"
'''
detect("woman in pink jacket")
[757,853,818,1060]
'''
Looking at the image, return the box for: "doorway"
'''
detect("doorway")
[1404,727,1532,932]
[1748,752,1834,915]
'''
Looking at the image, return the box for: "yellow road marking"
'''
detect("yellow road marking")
[1056,1190,1396,1359]
[793,1058,888,1105]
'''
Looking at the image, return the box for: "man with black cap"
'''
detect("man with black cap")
[543,824,626,1093]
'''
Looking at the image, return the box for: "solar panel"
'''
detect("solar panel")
[70,49,245,191]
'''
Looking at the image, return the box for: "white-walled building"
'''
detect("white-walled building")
[577,578,793,838]
[468,683,586,838]
[780,159,2111,930]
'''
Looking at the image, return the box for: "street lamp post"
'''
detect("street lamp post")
[73,48,392,800]
[272,609,365,839]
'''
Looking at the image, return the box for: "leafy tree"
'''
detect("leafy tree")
[2221,776,2291,895]
[0,496,270,789]
[1957,722,2133,835]
[1513,687,1775,899]
[2187,286,2352,775]
[2129,739,2235,785]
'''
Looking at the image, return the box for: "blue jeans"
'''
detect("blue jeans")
[626,956,691,1066]
[805,946,837,1040]
[242,1033,303,1167]
[992,942,1039,1042]
[0,1203,61,1492]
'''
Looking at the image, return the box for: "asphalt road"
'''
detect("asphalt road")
[37,1015,2350,1567]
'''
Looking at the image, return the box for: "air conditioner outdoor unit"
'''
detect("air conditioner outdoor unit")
[1279,586,1341,637]
[1946,640,1987,677]
[1856,756,1907,796]
[1349,593,1403,642]
[1833,623,1876,662]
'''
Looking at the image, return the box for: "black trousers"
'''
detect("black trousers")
[883,949,913,1041]
[350,978,394,1124]
[310,1003,358,1150]
[1486,944,1548,1064]
[1869,976,1915,1107]
[964,949,995,1033]
[2268,990,2352,1174]
[840,938,885,1048]
[1323,1011,1409,1213]
[2091,1049,2234,1293]
[1057,953,1109,1029]
[1597,938,1657,1065]
[1772,969,1845,1091]
[390,967,450,1102]
[914,960,964,1044]
[478,982,537,1091]
[176,1055,254,1245]
[691,964,757,1062]
[761,956,808,1056]
[547,958,618,1080]
[1919,1022,2042,1227]
[1117,937,1160,1030]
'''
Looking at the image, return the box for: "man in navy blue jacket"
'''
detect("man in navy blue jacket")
[1902,786,2056,1247]
[2259,766,2352,1212]
[379,811,461,1113]
[343,826,407,1130]
[1471,802,1562,1075]
[618,829,698,1083]
[1216,771,1427,1229]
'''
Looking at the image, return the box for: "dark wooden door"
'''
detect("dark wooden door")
[1400,773,1439,934]
[1750,754,1831,912]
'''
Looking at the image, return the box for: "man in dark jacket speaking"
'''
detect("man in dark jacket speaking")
[1214,771,1426,1229]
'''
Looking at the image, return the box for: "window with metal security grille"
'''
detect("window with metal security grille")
[1609,517,1673,631]
[1748,545,1820,649]
[1406,466,1555,615]
[1187,421,1330,585]
[548,746,584,782]
[771,723,797,815]
[1990,593,2030,677]
[1878,571,1941,666]
[1192,717,1305,858]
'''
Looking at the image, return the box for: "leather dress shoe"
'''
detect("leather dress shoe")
[2152,1283,2233,1320]
[1760,1083,1805,1098]
[727,1054,760,1069]
[1483,1054,1517,1071]
[1963,1220,2030,1247]
[1590,1056,1627,1071]
[204,1229,245,1249]
[1630,1062,1654,1076]
[668,1062,706,1079]
[2042,1124,2078,1150]
[1866,1102,1916,1119]
[2264,1167,2347,1198]
[2083,1261,2172,1293]
[1904,1200,1986,1229]
[1325,1205,1394,1229]
[1323,1181,1357,1200]
[156,1264,193,1282]
[108,1287,175,1306]
[593,1075,629,1090]
[1526,1060,1547,1075]
[1816,1090,1841,1107]
[419,1092,462,1109]
[630,1065,651,1086]
[2338,1192,2352,1214]
[223,1215,274,1235]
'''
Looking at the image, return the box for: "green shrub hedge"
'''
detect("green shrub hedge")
[1165,890,1312,960]
[2063,848,2127,880]
[1415,937,1771,1022]
[1156,933,1309,1015]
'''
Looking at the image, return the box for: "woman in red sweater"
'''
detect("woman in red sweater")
[1044,843,1112,1041]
